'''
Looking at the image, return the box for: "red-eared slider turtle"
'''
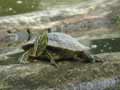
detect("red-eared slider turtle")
[19,31,99,67]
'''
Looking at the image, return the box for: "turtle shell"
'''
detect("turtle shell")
[48,32,90,51]
[21,32,90,52]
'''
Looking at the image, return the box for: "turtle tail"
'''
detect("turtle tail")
[77,51,96,63]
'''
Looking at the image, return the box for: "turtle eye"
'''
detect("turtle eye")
[33,32,48,56]
[38,32,48,49]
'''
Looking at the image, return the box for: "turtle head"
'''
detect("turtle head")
[38,32,48,49]
[33,32,48,56]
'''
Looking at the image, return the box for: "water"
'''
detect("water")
[0,0,85,16]
[0,0,40,16]
[91,38,120,54]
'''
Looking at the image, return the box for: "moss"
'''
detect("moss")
[0,0,87,16]
[111,15,120,29]
[3,59,120,89]
[37,60,120,87]
[105,83,120,90]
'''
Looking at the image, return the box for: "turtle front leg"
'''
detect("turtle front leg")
[18,48,34,64]
[44,50,58,68]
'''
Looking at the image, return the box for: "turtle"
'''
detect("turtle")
[19,31,100,67]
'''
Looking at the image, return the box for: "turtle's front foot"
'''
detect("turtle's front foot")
[45,50,59,68]
[18,51,30,64]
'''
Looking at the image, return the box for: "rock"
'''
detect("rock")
[0,59,120,90]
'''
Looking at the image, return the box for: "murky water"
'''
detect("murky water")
[0,0,85,16]
[91,38,120,54]
[0,0,40,16]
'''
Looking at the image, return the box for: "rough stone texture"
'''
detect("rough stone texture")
[60,77,120,90]
[0,58,120,90]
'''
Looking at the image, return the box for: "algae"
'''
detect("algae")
[0,58,119,89]
[105,83,120,90]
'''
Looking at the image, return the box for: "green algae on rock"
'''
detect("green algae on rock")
[0,58,120,90]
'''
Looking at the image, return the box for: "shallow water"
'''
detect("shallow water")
[91,38,120,54]
[0,0,85,16]
[0,0,39,16]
